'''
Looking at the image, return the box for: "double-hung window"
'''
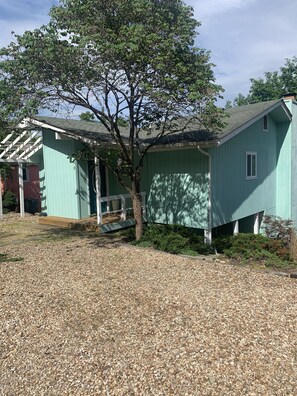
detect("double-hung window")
[246,152,257,180]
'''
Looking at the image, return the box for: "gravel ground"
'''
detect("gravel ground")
[1,215,297,395]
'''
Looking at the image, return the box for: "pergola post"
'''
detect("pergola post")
[18,163,25,219]
[94,156,102,225]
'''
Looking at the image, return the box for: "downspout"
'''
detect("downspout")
[197,147,212,244]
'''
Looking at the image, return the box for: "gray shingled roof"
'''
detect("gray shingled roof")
[221,99,290,137]
[33,99,291,147]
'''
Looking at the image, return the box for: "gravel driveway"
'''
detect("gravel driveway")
[1,215,297,395]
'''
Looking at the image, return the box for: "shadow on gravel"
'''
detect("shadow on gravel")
[28,225,125,249]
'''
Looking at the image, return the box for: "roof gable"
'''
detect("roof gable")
[219,99,292,145]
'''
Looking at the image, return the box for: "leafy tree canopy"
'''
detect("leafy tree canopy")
[229,57,297,106]
[0,0,225,238]
[79,111,96,122]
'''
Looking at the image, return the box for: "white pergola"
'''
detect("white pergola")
[0,124,43,219]
[0,118,105,224]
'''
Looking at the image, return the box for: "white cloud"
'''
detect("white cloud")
[0,0,56,47]
[0,0,54,20]
[1,0,297,106]
[0,0,55,46]
[187,0,297,103]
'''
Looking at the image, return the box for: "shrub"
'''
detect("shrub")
[215,233,294,269]
[262,215,293,246]
[122,224,295,267]
[213,235,233,253]
[128,224,215,255]
[121,226,136,242]
[158,233,189,254]
[262,238,291,261]
[2,190,17,212]
[189,234,214,255]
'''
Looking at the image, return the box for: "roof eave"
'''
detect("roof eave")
[146,140,219,152]
[28,117,220,151]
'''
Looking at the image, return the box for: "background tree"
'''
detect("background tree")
[230,57,297,106]
[0,0,224,239]
[79,112,96,122]
[0,100,13,184]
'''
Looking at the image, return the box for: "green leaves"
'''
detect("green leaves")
[0,0,224,192]
[231,56,297,106]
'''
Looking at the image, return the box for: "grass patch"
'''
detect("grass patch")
[0,253,23,263]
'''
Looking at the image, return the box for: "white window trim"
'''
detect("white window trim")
[246,151,257,180]
[263,115,268,132]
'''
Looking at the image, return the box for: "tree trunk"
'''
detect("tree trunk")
[131,179,144,241]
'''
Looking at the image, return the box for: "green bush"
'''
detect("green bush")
[215,233,294,269]
[262,238,291,261]
[122,225,296,267]
[121,226,136,242]
[223,234,269,260]
[189,234,214,255]
[158,233,189,254]
[2,190,17,212]
[213,235,233,253]
[129,224,215,255]
[262,215,293,245]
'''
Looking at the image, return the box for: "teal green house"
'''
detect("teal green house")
[29,95,296,241]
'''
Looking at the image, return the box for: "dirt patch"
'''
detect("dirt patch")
[1,215,297,395]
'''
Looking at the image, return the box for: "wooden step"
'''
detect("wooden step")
[38,214,123,231]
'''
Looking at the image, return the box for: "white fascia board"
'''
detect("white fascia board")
[219,100,292,146]
[63,132,97,146]
[28,119,100,145]
[28,119,77,142]
[26,118,68,134]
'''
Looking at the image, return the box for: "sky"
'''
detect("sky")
[1,0,297,106]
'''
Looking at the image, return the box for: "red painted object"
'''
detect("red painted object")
[1,164,41,213]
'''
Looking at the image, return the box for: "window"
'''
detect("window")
[263,115,268,131]
[22,167,29,182]
[246,152,257,179]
